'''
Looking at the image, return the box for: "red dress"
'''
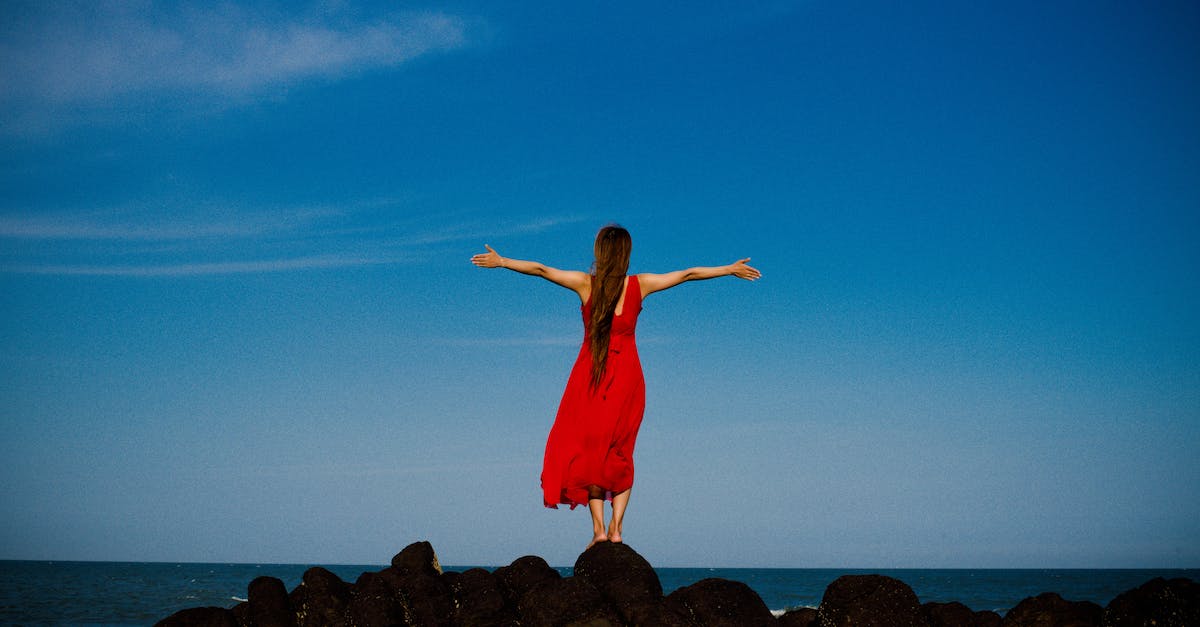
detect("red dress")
[541,275,646,509]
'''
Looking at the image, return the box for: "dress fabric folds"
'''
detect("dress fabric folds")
[541,275,646,509]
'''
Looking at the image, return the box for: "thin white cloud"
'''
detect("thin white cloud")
[0,207,335,240]
[0,2,470,134]
[0,204,584,277]
[396,215,589,246]
[0,209,583,244]
[6,254,395,277]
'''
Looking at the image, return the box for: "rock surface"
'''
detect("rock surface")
[666,577,776,626]
[290,567,351,627]
[924,600,1002,627]
[1001,592,1103,627]
[448,567,517,626]
[378,564,454,626]
[817,574,925,627]
[778,606,818,626]
[493,554,560,608]
[154,540,1197,627]
[1102,577,1200,627]
[347,570,404,627]
[247,576,296,627]
[517,575,620,626]
[391,541,442,577]
[155,606,239,627]
[574,542,664,623]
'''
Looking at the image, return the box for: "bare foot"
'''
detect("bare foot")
[607,524,623,544]
[587,533,609,549]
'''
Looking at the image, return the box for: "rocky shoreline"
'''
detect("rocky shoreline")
[156,540,1198,626]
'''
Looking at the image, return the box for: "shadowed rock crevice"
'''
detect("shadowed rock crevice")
[155,541,1199,627]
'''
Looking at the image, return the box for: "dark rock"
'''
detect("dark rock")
[231,601,249,627]
[924,601,975,626]
[978,611,1003,627]
[1103,577,1200,627]
[247,576,296,627]
[158,543,1197,627]
[622,599,694,626]
[817,574,926,627]
[518,576,621,627]
[564,618,623,627]
[574,542,664,623]
[778,606,818,627]
[391,540,442,577]
[348,571,406,627]
[291,566,351,627]
[494,555,561,607]
[1002,592,1101,627]
[378,565,454,627]
[925,601,1002,627]
[665,577,776,627]
[153,606,239,627]
[449,567,518,626]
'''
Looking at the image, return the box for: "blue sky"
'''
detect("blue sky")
[1,1,1197,569]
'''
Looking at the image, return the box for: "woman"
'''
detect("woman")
[471,225,760,548]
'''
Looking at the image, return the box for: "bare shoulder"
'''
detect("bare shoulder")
[636,271,677,297]
[554,269,590,286]
[552,269,590,302]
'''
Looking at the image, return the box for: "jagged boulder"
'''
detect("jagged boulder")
[289,566,351,627]
[1103,577,1200,627]
[924,600,1001,627]
[817,574,926,627]
[517,575,621,626]
[448,567,518,626]
[391,541,442,577]
[248,576,296,627]
[574,542,664,623]
[666,577,776,626]
[1001,592,1101,627]
[153,606,239,627]
[494,555,561,607]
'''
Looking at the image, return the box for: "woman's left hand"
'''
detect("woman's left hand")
[471,244,504,268]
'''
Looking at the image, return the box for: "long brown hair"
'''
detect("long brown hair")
[588,224,632,390]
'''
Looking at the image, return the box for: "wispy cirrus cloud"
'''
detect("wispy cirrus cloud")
[0,206,336,240]
[393,215,589,246]
[0,204,583,277]
[8,254,394,277]
[0,2,471,134]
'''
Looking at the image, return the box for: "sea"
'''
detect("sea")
[1,560,1196,626]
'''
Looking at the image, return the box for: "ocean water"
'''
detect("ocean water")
[1,560,1196,625]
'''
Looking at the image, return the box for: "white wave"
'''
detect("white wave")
[772,605,817,617]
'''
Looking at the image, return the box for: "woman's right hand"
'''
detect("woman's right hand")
[471,244,504,268]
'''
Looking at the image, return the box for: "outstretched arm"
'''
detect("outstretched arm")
[471,244,590,298]
[638,258,761,297]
